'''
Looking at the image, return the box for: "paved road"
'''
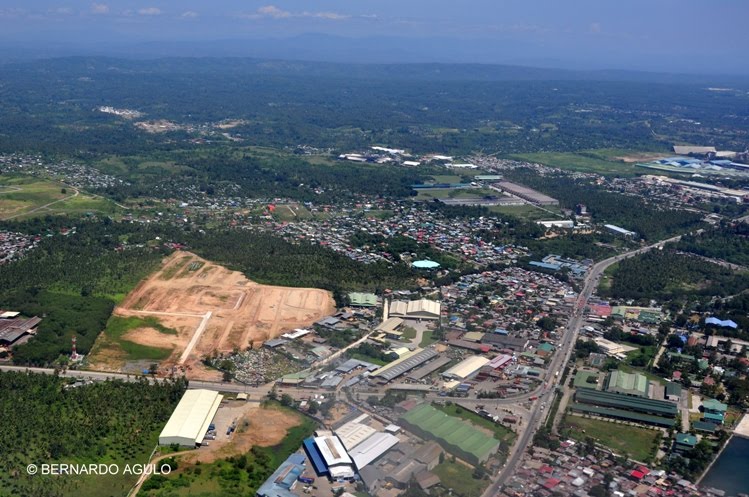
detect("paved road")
[481,235,685,497]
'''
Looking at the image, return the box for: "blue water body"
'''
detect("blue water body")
[701,436,749,496]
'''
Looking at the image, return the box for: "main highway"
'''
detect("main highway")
[480,233,685,497]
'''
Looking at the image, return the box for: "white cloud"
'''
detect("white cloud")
[49,7,74,15]
[138,7,161,16]
[303,11,349,20]
[258,5,290,19]
[180,10,198,18]
[91,3,109,14]
[240,5,349,21]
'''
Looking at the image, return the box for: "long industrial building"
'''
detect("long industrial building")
[370,348,439,382]
[348,432,399,469]
[493,181,559,206]
[335,414,377,451]
[158,389,223,447]
[399,403,500,464]
[441,355,491,380]
[304,433,356,479]
[572,389,677,427]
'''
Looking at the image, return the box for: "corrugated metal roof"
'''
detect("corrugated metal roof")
[349,432,399,469]
[159,389,223,445]
[442,355,490,379]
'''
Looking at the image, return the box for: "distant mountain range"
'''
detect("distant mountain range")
[1,33,748,85]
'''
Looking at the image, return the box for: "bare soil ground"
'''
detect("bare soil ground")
[614,152,670,163]
[178,402,302,464]
[96,251,334,378]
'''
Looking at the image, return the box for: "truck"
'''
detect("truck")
[298,477,315,484]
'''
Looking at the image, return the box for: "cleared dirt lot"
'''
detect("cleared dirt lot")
[108,251,335,378]
[178,401,303,464]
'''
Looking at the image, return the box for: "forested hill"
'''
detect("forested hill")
[4,55,749,86]
[2,55,748,156]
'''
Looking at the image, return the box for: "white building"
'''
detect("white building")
[537,220,575,229]
[314,434,356,479]
[604,224,636,238]
[388,299,441,320]
[335,414,377,451]
[158,389,223,447]
[348,432,399,469]
[442,355,491,380]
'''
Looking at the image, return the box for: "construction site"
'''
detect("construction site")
[89,251,335,378]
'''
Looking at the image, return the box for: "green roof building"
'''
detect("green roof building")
[574,371,601,390]
[674,433,698,453]
[538,342,555,353]
[606,370,649,398]
[693,421,718,433]
[665,381,682,401]
[668,352,696,363]
[572,389,677,427]
[348,292,378,307]
[702,398,728,413]
[701,398,727,425]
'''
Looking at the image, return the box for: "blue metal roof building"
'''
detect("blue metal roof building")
[257,453,306,497]
[529,261,561,271]
[303,438,329,476]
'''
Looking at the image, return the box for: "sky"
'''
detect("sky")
[0,1,747,73]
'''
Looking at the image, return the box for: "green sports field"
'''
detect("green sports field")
[400,403,500,463]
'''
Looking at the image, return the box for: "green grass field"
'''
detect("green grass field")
[349,353,389,366]
[433,461,489,497]
[416,187,496,201]
[0,176,121,220]
[93,315,175,362]
[489,203,563,221]
[159,255,192,281]
[0,176,69,219]
[400,326,417,340]
[510,149,666,177]
[420,329,438,347]
[562,415,660,461]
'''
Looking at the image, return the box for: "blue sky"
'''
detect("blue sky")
[1,1,747,72]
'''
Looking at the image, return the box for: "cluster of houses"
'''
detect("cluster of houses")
[0,153,127,190]
[502,441,727,497]
[0,230,38,265]
[271,202,528,266]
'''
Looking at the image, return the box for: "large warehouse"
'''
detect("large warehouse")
[442,355,491,380]
[158,389,223,447]
[388,299,441,320]
[399,403,500,465]
[606,370,649,398]
[348,432,399,469]
[370,348,439,382]
[335,414,377,451]
[310,433,356,479]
